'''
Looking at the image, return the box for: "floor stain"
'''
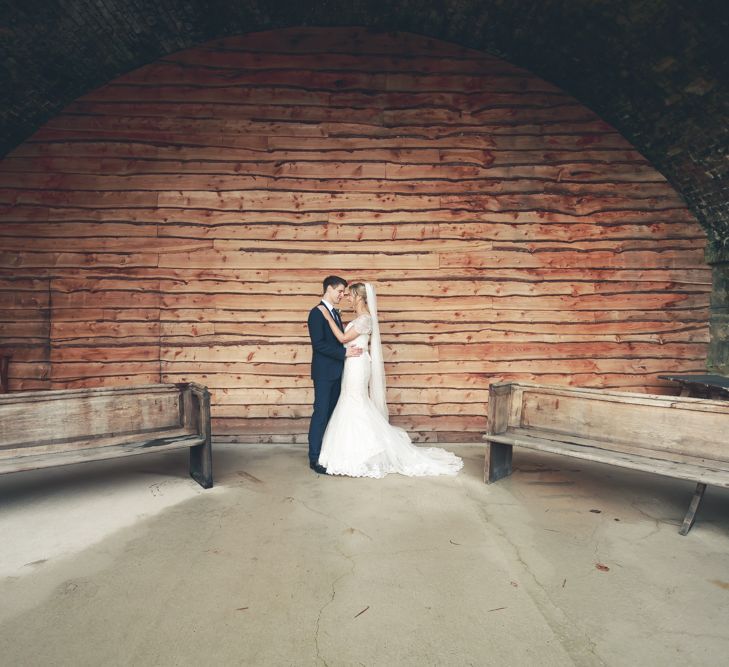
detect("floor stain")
[710,579,729,590]
[526,481,575,486]
[237,471,264,484]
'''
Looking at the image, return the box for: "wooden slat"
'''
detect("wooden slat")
[0,386,182,446]
[0,426,193,459]
[0,434,204,474]
[485,431,729,488]
[513,386,729,461]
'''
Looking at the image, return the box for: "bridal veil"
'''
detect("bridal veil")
[365,282,389,420]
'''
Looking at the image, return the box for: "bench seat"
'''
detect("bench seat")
[487,429,729,489]
[0,383,213,488]
[484,382,729,535]
[0,429,205,475]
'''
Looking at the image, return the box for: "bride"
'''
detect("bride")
[317,282,463,478]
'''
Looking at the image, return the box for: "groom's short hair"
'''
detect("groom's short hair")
[322,275,347,293]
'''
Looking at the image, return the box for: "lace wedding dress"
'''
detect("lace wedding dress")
[318,312,463,478]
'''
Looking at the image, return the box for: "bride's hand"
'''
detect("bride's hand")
[317,305,334,321]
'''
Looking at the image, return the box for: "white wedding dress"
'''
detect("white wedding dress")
[318,313,463,478]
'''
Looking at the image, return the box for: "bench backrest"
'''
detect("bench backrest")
[489,382,729,464]
[0,384,193,455]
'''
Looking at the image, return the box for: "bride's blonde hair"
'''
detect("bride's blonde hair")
[349,282,369,310]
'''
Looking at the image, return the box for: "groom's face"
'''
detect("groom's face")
[326,283,346,304]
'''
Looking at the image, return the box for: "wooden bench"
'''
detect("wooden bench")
[484,382,729,535]
[0,383,213,488]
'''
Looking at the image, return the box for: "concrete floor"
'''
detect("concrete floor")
[1,443,728,666]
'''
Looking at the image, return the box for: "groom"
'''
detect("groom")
[307,275,362,474]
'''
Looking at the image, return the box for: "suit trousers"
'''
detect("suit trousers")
[308,375,342,465]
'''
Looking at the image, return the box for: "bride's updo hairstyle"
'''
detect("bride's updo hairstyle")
[349,282,368,306]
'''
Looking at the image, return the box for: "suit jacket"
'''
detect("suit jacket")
[308,302,346,380]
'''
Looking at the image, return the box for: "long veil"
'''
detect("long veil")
[365,283,389,420]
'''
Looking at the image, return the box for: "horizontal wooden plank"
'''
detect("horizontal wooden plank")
[0,321,50,337]
[0,265,708,287]
[158,344,438,364]
[25,121,637,152]
[45,289,708,313]
[45,110,620,140]
[0,251,159,269]
[0,433,203,474]
[148,220,704,243]
[7,379,51,391]
[439,341,706,361]
[50,346,160,362]
[0,216,699,248]
[0,426,193,459]
[156,249,440,270]
[210,414,487,435]
[152,316,708,337]
[1,203,697,227]
[49,307,160,322]
[98,329,711,348]
[0,174,679,199]
[0,292,50,308]
[153,340,707,365]
[45,375,161,389]
[0,237,211,253]
[50,321,160,340]
[441,248,705,270]
[486,431,729,488]
[46,276,705,298]
[4,187,684,216]
[0,156,662,183]
[0,346,50,363]
[209,386,489,405]
[158,357,703,376]
[14,140,647,165]
[0,391,183,447]
[153,307,710,327]
[157,371,684,391]
[210,402,488,418]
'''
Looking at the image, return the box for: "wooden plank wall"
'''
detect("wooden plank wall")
[0,28,710,441]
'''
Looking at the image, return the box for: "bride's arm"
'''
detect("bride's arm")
[317,306,361,343]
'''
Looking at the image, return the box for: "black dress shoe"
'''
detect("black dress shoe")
[310,463,328,475]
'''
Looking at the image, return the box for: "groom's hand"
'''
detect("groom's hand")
[346,346,363,357]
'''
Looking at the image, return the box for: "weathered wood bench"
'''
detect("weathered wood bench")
[484,382,729,535]
[0,383,213,488]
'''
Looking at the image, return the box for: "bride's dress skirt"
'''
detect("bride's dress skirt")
[318,347,463,479]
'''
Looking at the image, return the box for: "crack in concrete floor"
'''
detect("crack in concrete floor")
[459,476,606,666]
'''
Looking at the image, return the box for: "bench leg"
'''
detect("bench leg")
[678,482,706,536]
[190,441,213,489]
[484,441,513,484]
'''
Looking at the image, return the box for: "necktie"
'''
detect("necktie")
[332,308,342,329]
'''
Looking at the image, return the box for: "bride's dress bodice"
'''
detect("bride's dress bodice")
[341,314,372,399]
[344,314,372,355]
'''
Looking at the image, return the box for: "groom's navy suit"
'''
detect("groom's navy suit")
[307,302,346,467]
